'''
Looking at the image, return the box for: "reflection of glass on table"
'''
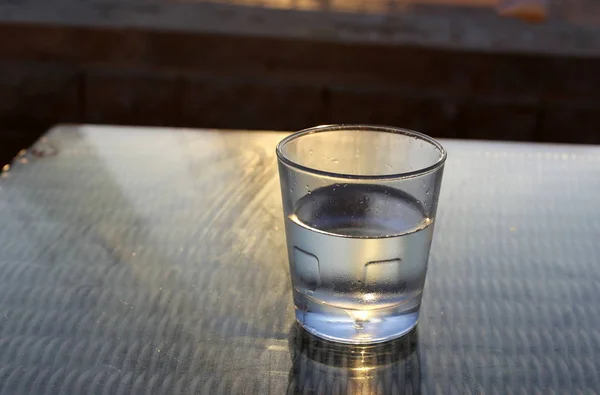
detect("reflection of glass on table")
[287,323,420,394]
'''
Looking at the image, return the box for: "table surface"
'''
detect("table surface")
[1,125,600,394]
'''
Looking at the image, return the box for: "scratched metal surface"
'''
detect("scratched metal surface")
[0,125,599,394]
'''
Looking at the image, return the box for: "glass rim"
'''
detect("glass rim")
[276,124,447,180]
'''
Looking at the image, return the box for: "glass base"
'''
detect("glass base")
[295,307,419,344]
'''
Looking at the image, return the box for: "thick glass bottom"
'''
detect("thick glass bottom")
[295,307,419,344]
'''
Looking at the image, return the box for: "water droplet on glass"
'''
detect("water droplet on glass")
[426,189,430,195]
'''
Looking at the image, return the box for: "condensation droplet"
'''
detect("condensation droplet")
[426,189,430,195]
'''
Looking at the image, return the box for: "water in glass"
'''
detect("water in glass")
[285,183,433,343]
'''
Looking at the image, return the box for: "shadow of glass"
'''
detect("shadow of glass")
[287,323,421,394]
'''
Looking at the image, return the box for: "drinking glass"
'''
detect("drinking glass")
[277,125,446,343]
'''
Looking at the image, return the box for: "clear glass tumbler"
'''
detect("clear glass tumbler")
[277,125,446,344]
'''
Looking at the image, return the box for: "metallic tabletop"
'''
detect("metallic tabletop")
[0,125,599,394]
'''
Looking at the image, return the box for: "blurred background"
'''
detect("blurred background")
[0,0,599,165]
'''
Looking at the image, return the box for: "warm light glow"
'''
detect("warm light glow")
[352,366,375,373]
[362,293,377,302]
[350,310,371,322]
[183,0,497,14]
